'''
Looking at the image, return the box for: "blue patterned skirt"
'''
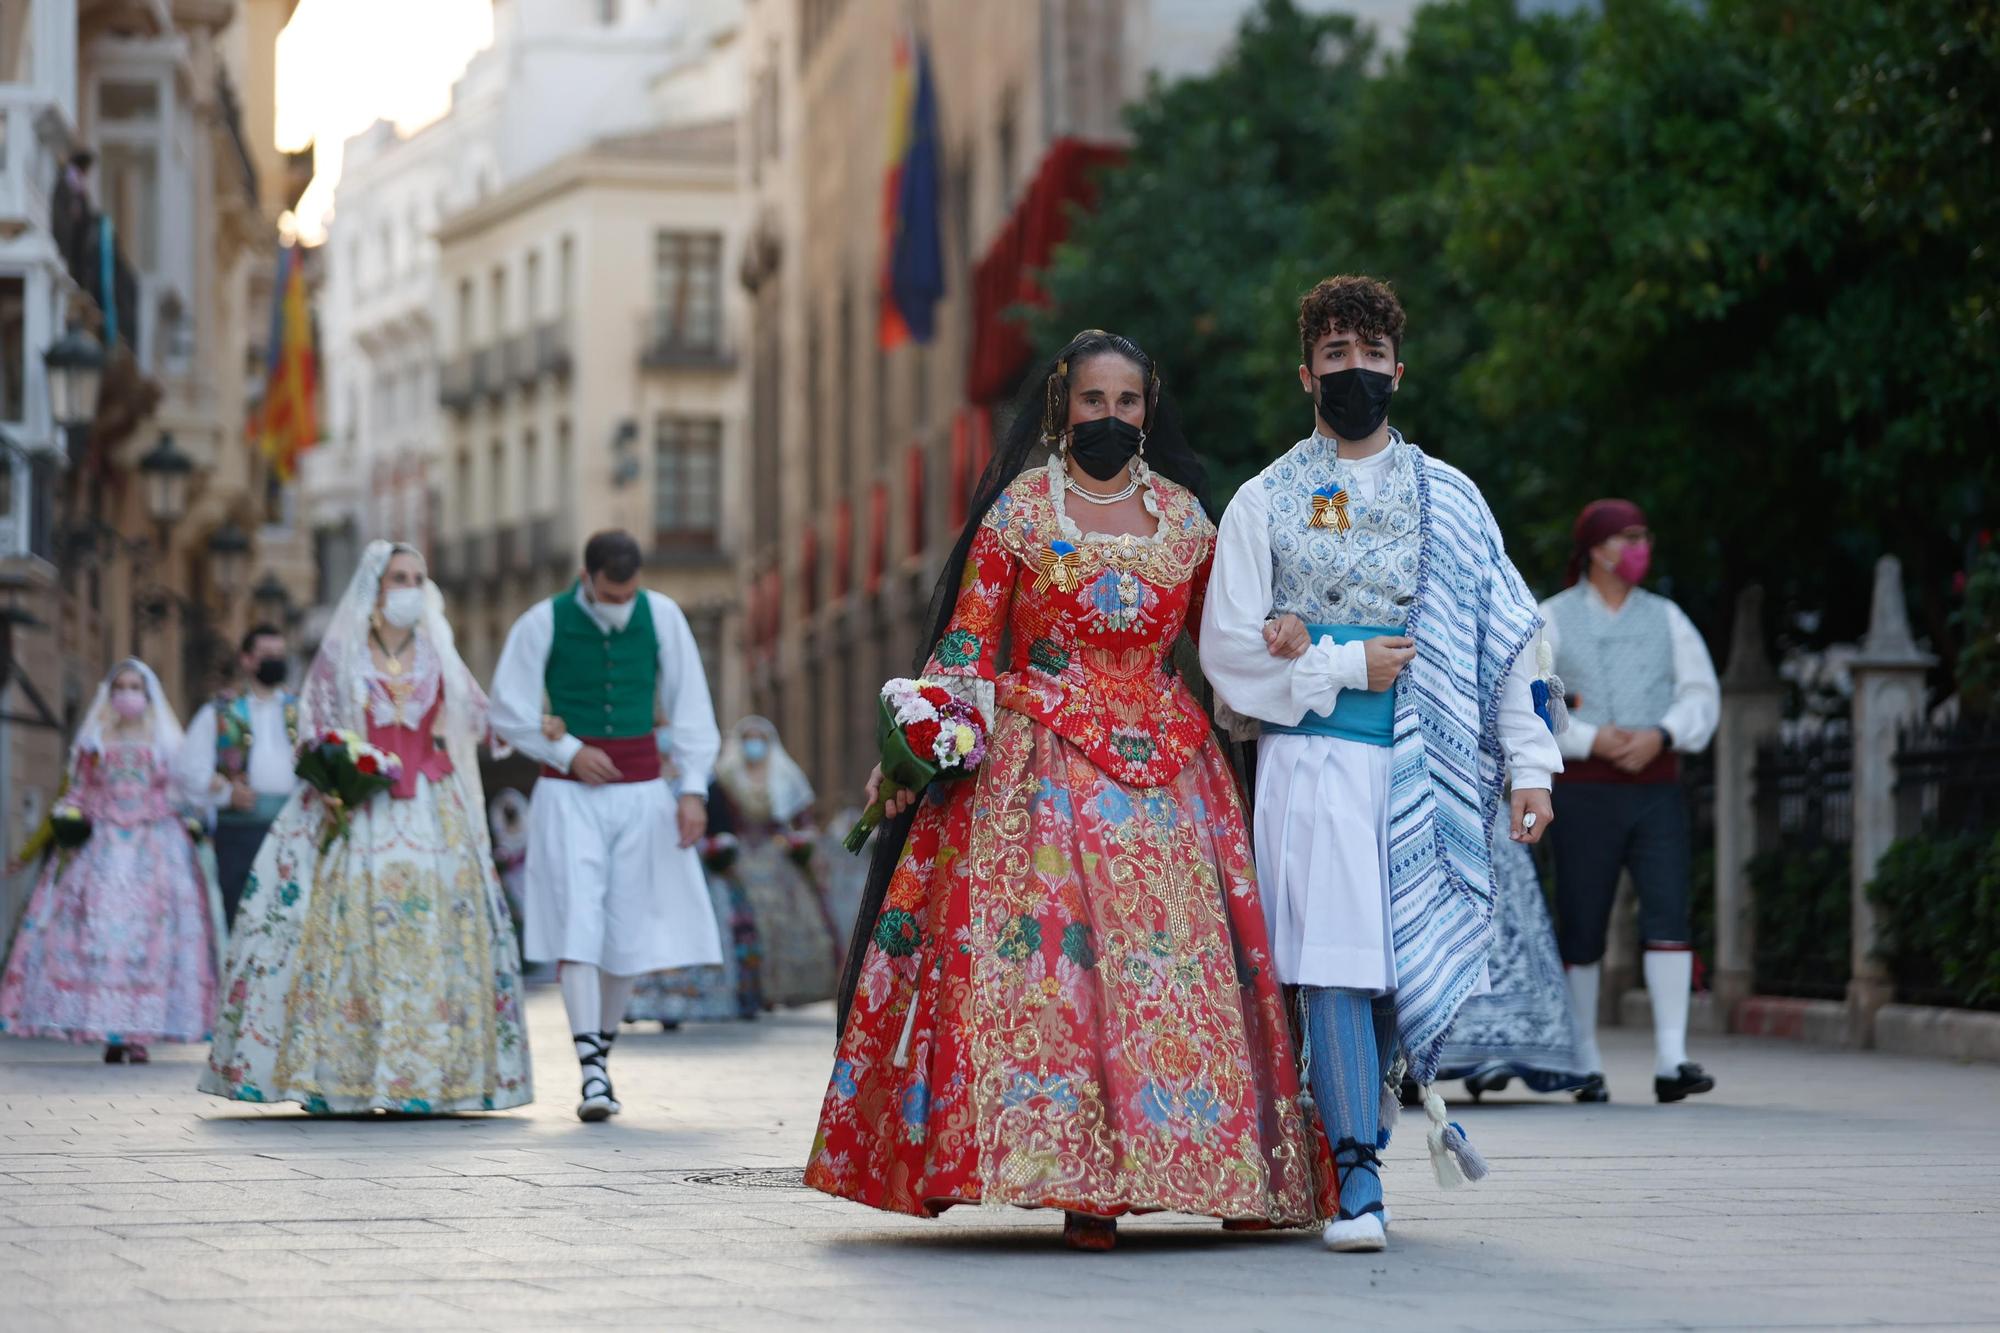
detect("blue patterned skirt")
[1434,817,1590,1093]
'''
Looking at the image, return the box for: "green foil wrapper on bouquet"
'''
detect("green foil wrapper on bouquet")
[842,694,944,854]
[295,735,398,856]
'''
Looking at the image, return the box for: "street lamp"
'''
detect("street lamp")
[42,327,105,452]
[251,570,291,625]
[207,520,251,601]
[137,433,193,550]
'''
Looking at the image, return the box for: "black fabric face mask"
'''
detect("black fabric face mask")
[1315,367,1396,441]
[254,658,288,687]
[1066,416,1145,482]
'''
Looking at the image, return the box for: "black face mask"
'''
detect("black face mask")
[1066,416,1145,482]
[253,658,288,687]
[1315,367,1396,441]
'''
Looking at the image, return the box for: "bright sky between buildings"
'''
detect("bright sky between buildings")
[274,0,494,245]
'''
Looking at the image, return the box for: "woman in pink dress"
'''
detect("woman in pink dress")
[201,542,530,1113]
[0,660,215,1061]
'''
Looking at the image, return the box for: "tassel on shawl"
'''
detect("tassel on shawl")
[1532,638,1570,735]
[1422,1085,1490,1187]
[1378,1049,1406,1148]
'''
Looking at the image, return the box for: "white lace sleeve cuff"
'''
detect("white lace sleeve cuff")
[933,675,997,731]
[1291,637,1367,718]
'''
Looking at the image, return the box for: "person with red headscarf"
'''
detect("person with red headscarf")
[1542,499,1720,1104]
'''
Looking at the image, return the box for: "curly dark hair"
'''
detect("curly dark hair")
[1298,274,1406,363]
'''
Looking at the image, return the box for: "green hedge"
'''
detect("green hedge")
[1869,828,2000,1012]
[1749,844,1851,1000]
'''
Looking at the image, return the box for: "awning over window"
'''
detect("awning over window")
[965,137,1125,405]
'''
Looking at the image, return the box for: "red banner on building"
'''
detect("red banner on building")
[949,412,970,529]
[966,138,1125,403]
[906,443,927,559]
[833,498,854,599]
[866,481,888,597]
[799,522,820,616]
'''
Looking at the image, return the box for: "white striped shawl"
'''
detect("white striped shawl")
[1384,449,1542,1084]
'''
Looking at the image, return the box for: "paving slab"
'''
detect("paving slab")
[0,986,1995,1330]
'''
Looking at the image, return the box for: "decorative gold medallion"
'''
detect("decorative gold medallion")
[1034,541,1085,595]
[1310,484,1353,533]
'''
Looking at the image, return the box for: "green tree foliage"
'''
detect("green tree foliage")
[1035,0,1998,660]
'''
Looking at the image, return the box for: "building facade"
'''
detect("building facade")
[738,0,1298,801]
[430,118,747,720]
[307,0,748,720]
[1,0,304,925]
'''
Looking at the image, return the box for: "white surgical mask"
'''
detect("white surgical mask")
[382,586,426,630]
[595,597,636,632]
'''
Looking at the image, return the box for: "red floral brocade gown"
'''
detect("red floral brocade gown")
[806,462,1336,1224]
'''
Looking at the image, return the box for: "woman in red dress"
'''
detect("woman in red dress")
[806,332,1334,1249]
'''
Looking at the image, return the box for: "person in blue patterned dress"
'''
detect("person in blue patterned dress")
[1433,813,1591,1099]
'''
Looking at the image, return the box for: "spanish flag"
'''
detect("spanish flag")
[258,243,319,481]
[877,24,943,349]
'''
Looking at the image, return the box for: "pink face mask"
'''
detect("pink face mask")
[111,689,148,720]
[1610,540,1652,585]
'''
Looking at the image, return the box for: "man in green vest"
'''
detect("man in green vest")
[491,530,723,1122]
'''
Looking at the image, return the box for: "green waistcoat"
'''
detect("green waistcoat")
[544,584,659,739]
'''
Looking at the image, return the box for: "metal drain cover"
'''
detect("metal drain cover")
[670,1167,810,1190]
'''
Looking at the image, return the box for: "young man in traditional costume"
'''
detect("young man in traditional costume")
[178,625,300,928]
[491,530,722,1121]
[1201,275,1562,1253]
[1543,499,1719,1104]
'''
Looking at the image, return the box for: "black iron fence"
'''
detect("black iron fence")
[1896,718,2000,837]
[1749,729,1853,1000]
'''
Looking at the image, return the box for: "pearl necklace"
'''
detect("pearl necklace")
[1063,470,1142,505]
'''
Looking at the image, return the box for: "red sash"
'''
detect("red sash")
[540,734,662,784]
[1559,752,1680,785]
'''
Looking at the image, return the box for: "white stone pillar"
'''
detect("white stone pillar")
[1846,556,1933,1046]
[1714,586,1782,1022]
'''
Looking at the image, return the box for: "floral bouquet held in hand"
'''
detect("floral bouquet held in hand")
[50,802,91,850]
[842,678,988,854]
[295,729,402,855]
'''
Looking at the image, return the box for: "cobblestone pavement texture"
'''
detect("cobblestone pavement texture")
[1,987,1996,1331]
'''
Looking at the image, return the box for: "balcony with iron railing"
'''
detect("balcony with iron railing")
[0,87,60,242]
[494,522,531,576]
[0,444,56,568]
[430,531,464,586]
[505,332,538,389]
[438,355,475,412]
[472,346,504,402]
[463,529,492,584]
[536,321,573,379]
[637,310,735,372]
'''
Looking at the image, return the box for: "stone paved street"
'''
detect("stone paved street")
[2,987,1997,1332]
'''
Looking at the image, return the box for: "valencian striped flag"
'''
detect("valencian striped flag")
[877,23,943,349]
[258,243,320,481]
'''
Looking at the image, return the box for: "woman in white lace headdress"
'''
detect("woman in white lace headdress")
[712,716,836,1008]
[200,542,532,1113]
[0,659,214,1062]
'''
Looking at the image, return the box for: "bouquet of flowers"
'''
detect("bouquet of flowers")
[780,828,819,874]
[700,831,742,875]
[295,729,402,854]
[50,802,91,850]
[842,677,989,854]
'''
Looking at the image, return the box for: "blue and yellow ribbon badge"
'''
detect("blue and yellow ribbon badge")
[1034,540,1084,595]
[1310,481,1353,533]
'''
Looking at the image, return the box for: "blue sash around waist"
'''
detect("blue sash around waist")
[1264,624,1401,747]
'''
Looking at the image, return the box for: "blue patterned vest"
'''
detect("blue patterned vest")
[1263,432,1422,628]
[1545,585,1674,731]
